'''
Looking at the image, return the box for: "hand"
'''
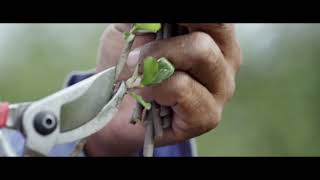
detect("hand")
[85,23,242,156]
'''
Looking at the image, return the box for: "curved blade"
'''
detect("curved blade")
[57,82,127,144]
[60,68,116,132]
[22,67,121,155]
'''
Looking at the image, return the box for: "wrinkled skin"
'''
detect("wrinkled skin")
[85,23,242,156]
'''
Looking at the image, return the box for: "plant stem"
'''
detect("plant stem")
[156,26,163,40]
[156,24,173,130]
[163,23,172,39]
[126,76,142,89]
[161,116,171,129]
[115,40,134,81]
[143,111,154,157]
[152,102,163,138]
[160,106,171,117]
[141,108,147,123]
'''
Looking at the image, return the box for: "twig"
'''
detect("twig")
[163,23,172,39]
[156,26,164,40]
[115,40,134,81]
[160,106,171,117]
[126,76,142,89]
[144,26,165,142]
[152,102,163,138]
[143,111,154,157]
[141,108,147,123]
[159,105,172,129]
[158,23,174,130]
[161,116,171,129]
[159,105,172,128]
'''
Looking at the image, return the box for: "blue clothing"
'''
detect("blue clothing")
[1,72,197,157]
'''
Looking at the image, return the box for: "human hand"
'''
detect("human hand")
[85,23,242,156]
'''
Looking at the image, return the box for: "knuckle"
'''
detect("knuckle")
[206,117,220,131]
[223,72,237,102]
[189,32,220,64]
[202,107,222,132]
[226,80,236,101]
[213,64,237,103]
[152,72,194,106]
[169,72,192,99]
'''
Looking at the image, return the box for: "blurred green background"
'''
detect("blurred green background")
[0,23,319,156]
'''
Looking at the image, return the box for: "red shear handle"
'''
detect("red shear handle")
[0,102,9,128]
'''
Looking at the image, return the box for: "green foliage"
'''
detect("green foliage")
[141,57,160,86]
[141,57,175,86]
[128,92,151,110]
[153,57,175,84]
[129,56,175,110]
[125,23,168,110]
[131,23,162,34]
[123,32,135,43]
[124,23,161,43]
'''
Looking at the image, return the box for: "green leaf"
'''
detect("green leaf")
[152,57,175,84]
[123,32,135,43]
[129,92,151,110]
[132,23,161,34]
[141,57,160,86]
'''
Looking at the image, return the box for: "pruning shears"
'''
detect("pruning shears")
[0,23,187,157]
[0,67,127,156]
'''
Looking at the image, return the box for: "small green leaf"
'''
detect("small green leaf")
[152,57,175,84]
[141,57,160,86]
[123,32,135,43]
[132,23,161,34]
[129,92,151,110]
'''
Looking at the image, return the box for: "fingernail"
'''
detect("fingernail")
[127,49,141,68]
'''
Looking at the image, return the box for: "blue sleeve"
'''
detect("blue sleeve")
[3,71,197,157]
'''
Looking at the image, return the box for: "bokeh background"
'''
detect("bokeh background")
[0,23,319,156]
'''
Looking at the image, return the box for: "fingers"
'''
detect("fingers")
[96,23,156,76]
[146,72,221,143]
[180,24,235,49]
[179,23,242,73]
[135,32,235,103]
[86,95,146,156]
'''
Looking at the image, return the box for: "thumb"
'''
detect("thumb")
[96,24,156,77]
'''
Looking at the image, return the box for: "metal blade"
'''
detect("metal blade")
[56,82,126,144]
[22,67,119,155]
[59,68,116,132]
